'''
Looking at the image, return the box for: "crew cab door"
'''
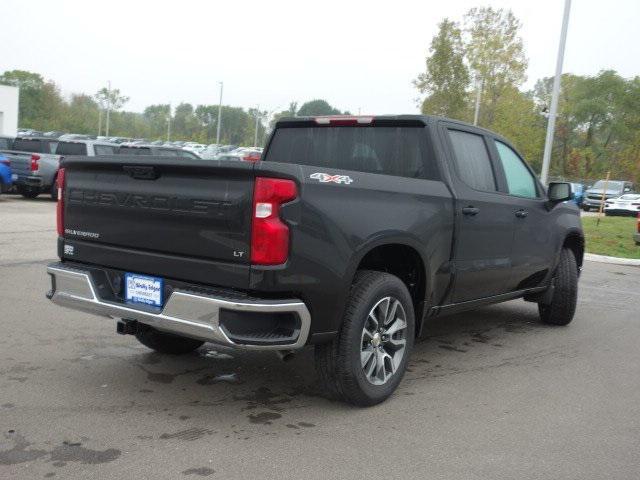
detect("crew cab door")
[440,124,515,303]
[489,139,554,290]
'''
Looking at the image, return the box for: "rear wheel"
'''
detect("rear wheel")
[18,186,39,199]
[135,326,204,354]
[315,270,415,406]
[538,248,578,326]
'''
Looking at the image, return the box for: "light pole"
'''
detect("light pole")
[473,76,483,126]
[167,103,171,141]
[105,80,111,137]
[540,0,572,185]
[254,105,260,147]
[216,82,223,145]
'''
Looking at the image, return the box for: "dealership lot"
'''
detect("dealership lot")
[1,194,639,480]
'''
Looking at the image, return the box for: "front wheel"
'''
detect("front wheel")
[135,326,204,354]
[538,248,578,326]
[315,270,415,406]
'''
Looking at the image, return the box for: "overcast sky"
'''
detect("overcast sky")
[1,0,639,116]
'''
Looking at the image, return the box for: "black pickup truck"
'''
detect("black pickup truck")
[46,115,583,406]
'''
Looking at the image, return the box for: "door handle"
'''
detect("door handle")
[462,206,480,216]
[515,209,528,218]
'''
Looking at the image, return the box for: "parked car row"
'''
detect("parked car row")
[550,179,636,213]
[0,134,263,200]
[582,180,635,211]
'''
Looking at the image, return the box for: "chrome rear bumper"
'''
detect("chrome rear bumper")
[46,263,311,350]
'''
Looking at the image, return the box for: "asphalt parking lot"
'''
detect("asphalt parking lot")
[1,195,639,480]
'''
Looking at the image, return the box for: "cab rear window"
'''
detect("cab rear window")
[55,142,87,155]
[12,139,55,154]
[94,145,116,156]
[118,147,151,155]
[266,126,438,179]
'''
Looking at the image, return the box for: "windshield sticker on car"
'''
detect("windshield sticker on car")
[310,173,353,185]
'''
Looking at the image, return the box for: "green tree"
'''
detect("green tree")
[195,105,220,143]
[414,19,470,120]
[270,101,299,129]
[464,7,528,128]
[0,69,65,130]
[247,107,268,147]
[95,85,129,136]
[296,99,342,116]
[172,103,200,139]
[532,73,581,177]
[63,94,100,134]
[216,106,251,145]
[532,71,640,183]
[95,86,129,112]
[143,104,171,139]
[492,87,546,172]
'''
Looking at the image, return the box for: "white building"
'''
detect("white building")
[0,84,19,137]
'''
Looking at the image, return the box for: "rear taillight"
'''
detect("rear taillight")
[637,213,640,234]
[56,168,65,236]
[251,177,297,265]
[0,159,9,166]
[30,154,40,172]
[242,152,261,162]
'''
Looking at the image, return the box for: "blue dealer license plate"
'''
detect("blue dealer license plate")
[125,273,164,307]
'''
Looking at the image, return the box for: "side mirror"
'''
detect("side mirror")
[548,182,573,204]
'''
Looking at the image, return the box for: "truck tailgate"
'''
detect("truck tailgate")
[62,156,255,277]
[1,151,33,180]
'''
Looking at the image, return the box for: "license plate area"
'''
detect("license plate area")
[124,273,164,308]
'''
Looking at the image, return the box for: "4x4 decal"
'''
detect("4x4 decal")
[310,172,354,185]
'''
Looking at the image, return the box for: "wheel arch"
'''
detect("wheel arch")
[562,229,585,272]
[349,238,429,335]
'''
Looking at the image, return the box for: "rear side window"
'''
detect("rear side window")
[94,145,116,156]
[118,147,151,155]
[447,130,496,192]
[0,138,13,149]
[55,142,87,156]
[266,126,437,179]
[177,150,200,159]
[157,149,179,157]
[494,141,538,198]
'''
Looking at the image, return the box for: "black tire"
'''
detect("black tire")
[538,248,578,326]
[315,270,415,406]
[18,186,39,199]
[135,326,204,354]
[581,206,590,212]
